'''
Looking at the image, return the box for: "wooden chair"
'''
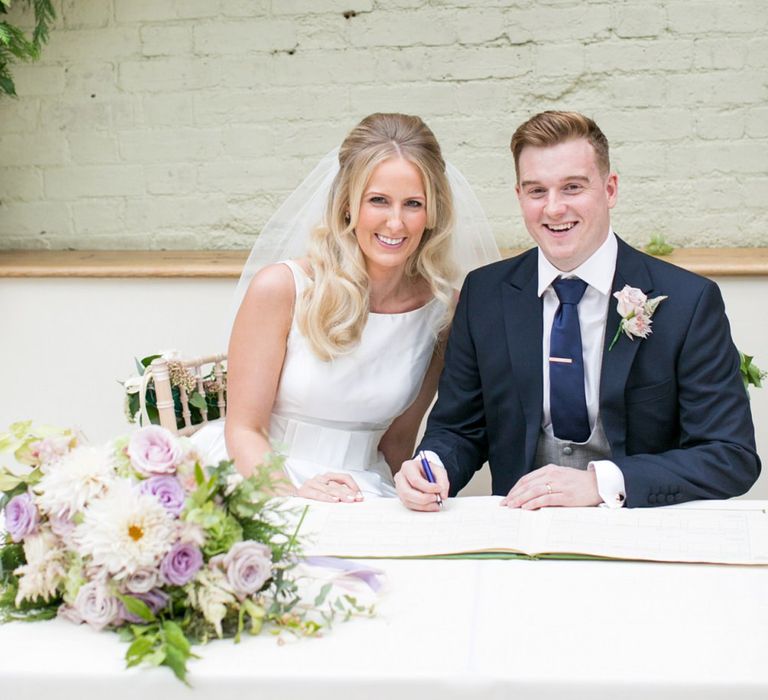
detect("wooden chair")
[139,354,227,436]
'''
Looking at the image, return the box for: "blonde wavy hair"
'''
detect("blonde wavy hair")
[299,113,457,361]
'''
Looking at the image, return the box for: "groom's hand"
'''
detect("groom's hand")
[501,464,602,509]
[395,458,449,512]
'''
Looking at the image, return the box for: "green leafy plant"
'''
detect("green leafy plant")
[643,233,675,257]
[0,0,56,96]
[740,352,766,393]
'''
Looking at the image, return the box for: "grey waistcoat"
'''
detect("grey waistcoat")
[535,417,612,470]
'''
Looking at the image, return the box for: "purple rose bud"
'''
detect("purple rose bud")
[4,493,39,542]
[161,541,203,586]
[119,588,170,624]
[138,475,186,517]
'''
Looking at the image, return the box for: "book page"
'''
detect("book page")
[528,506,768,564]
[295,497,768,565]
[297,496,531,557]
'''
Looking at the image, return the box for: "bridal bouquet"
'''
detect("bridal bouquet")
[0,421,372,683]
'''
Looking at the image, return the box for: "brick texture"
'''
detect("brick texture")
[1,0,767,250]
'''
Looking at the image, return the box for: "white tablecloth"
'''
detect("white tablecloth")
[2,504,768,698]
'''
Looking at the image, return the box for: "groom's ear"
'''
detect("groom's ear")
[605,172,619,209]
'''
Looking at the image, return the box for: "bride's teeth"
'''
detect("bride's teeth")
[377,234,405,245]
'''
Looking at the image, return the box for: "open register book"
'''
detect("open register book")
[295,496,768,565]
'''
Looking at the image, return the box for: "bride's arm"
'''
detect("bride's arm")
[224,263,295,489]
[378,331,448,475]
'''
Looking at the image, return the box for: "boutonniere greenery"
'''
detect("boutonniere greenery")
[608,285,668,351]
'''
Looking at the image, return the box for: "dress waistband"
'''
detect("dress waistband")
[269,414,387,469]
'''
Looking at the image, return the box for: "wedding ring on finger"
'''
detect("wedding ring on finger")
[546,482,552,495]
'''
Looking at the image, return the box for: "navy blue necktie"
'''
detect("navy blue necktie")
[549,278,590,443]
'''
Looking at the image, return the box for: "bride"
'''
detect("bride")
[195,113,499,501]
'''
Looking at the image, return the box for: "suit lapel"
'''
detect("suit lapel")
[599,239,653,456]
[501,254,543,470]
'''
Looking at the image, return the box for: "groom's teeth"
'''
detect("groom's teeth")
[377,234,405,245]
[546,223,575,232]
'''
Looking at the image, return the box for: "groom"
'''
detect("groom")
[396,111,760,510]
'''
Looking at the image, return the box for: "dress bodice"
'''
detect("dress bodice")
[268,261,446,494]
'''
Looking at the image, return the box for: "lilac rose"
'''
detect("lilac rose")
[221,541,273,599]
[74,581,121,631]
[161,541,203,586]
[4,493,39,542]
[128,426,182,476]
[138,475,186,517]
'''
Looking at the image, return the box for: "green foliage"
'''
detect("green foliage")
[740,352,766,393]
[644,233,675,256]
[0,0,56,97]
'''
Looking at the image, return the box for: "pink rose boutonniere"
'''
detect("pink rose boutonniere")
[608,285,668,351]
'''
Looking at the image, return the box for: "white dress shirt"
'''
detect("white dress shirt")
[538,229,625,506]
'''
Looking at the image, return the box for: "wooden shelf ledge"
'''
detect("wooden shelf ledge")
[1,248,768,278]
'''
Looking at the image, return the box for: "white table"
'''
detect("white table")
[2,504,767,699]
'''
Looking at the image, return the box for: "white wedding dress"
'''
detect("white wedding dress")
[193,260,447,497]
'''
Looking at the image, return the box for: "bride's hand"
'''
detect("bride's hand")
[297,472,364,503]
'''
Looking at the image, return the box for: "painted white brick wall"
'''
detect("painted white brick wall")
[0,0,766,250]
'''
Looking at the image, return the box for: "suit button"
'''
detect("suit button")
[666,494,675,504]
[562,445,573,456]
[649,494,657,504]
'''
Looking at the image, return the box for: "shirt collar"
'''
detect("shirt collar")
[537,229,618,297]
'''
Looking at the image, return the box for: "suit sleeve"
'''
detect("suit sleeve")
[616,281,760,507]
[417,275,490,495]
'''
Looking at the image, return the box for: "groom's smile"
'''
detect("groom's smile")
[516,138,618,273]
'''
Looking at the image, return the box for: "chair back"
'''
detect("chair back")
[139,354,227,436]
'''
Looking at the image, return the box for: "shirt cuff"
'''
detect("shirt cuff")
[589,460,626,508]
[420,450,445,469]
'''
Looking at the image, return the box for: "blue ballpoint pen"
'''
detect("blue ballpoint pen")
[418,450,443,509]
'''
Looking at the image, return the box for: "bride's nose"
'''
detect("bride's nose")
[386,207,406,233]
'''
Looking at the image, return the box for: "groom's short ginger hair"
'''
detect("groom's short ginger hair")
[510,111,611,180]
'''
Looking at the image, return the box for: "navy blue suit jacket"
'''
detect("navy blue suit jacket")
[419,237,760,507]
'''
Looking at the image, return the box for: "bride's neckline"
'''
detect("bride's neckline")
[369,296,439,317]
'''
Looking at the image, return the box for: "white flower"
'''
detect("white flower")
[122,375,143,395]
[74,481,176,580]
[123,568,159,594]
[74,580,121,631]
[14,528,68,606]
[187,566,236,638]
[34,445,115,520]
[175,518,206,547]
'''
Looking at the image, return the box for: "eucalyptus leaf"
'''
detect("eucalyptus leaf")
[163,620,191,654]
[163,644,190,684]
[119,595,156,623]
[125,636,155,667]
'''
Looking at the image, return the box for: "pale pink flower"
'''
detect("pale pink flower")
[128,426,182,476]
[623,313,652,339]
[613,285,647,318]
[218,541,273,599]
